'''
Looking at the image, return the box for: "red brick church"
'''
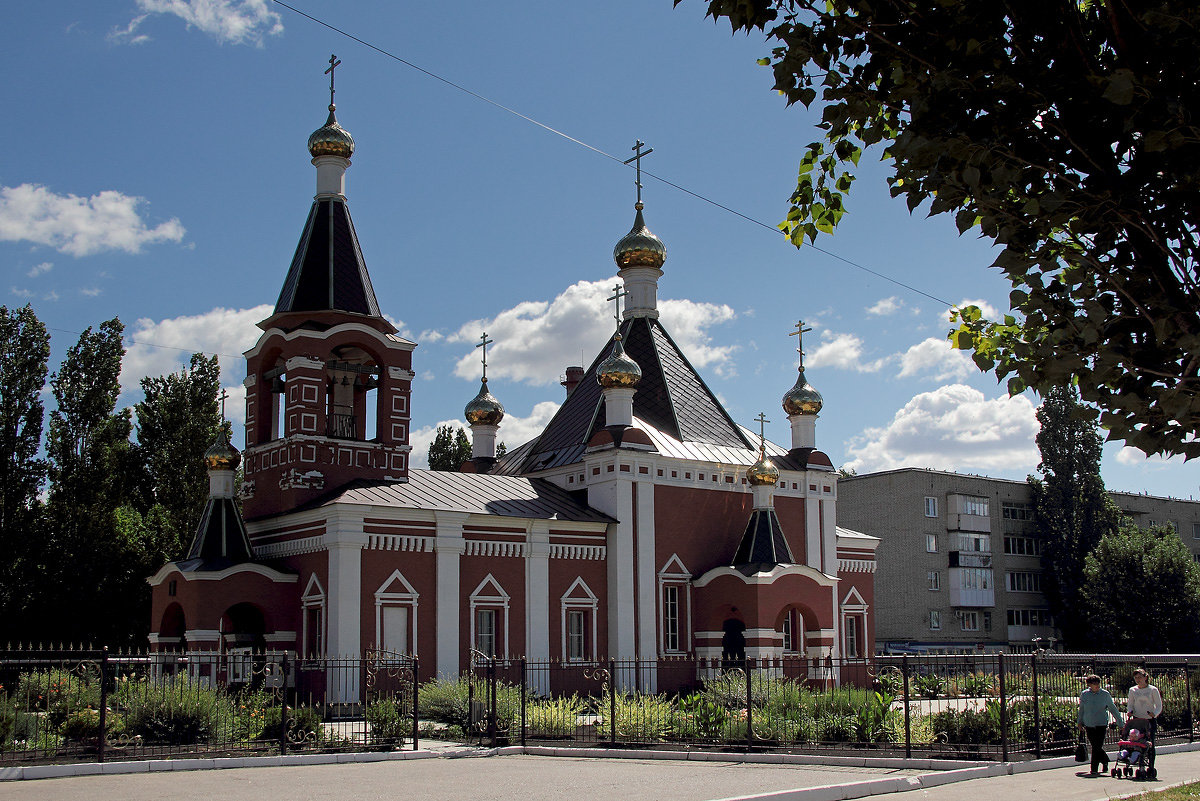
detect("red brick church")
[147,77,878,688]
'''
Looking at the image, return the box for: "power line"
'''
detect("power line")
[46,327,244,362]
[271,0,953,307]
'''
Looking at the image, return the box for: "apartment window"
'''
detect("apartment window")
[928,571,941,591]
[1002,502,1034,522]
[1004,536,1043,556]
[1193,523,1200,540]
[954,532,991,552]
[475,609,497,657]
[925,497,939,518]
[662,585,680,652]
[961,496,989,516]
[1006,571,1044,593]
[959,611,981,632]
[1007,609,1053,627]
[926,533,938,553]
[929,610,941,630]
[960,567,992,590]
[567,610,589,661]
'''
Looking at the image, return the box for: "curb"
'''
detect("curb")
[4,739,1199,798]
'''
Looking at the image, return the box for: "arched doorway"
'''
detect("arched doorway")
[721,617,746,664]
[221,603,267,685]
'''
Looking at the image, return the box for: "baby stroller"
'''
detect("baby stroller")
[1111,717,1157,780]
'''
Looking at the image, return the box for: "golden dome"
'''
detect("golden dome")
[613,203,666,269]
[746,451,779,486]
[464,378,505,426]
[782,367,823,415]
[308,105,355,158]
[204,425,241,471]
[597,335,642,388]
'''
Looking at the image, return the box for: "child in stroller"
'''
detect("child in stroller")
[1112,717,1157,780]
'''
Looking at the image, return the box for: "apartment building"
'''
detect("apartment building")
[838,468,1200,654]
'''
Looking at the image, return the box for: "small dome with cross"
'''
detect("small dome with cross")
[613,203,666,269]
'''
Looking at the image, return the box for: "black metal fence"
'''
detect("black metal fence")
[0,648,418,766]
[460,652,1199,761]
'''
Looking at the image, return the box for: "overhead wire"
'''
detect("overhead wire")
[271,0,953,307]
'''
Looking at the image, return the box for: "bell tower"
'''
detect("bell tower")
[241,56,415,519]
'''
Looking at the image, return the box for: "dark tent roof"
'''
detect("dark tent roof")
[731,508,795,575]
[274,198,382,317]
[180,497,255,572]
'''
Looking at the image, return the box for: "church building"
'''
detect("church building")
[147,71,878,688]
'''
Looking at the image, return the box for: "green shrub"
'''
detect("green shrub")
[259,705,324,746]
[929,708,1000,745]
[597,693,674,741]
[913,674,946,700]
[675,693,729,739]
[60,707,116,742]
[855,691,899,743]
[16,669,101,727]
[815,712,857,742]
[119,676,226,745]
[877,671,904,698]
[365,700,408,746]
[954,673,995,698]
[525,695,583,738]
[1110,665,1138,695]
[417,677,521,731]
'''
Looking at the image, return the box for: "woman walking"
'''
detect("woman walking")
[1127,668,1163,727]
[1078,674,1122,776]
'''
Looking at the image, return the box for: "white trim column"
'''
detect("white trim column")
[634,477,657,693]
[324,505,367,706]
[434,511,469,678]
[821,495,837,577]
[525,521,551,666]
[805,488,822,572]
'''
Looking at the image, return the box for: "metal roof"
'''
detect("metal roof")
[275,198,382,317]
[323,470,614,523]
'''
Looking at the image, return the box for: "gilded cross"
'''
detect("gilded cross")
[219,388,229,422]
[325,54,342,106]
[623,140,654,204]
[607,283,630,331]
[789,320,813,367]
[476,331,494,380]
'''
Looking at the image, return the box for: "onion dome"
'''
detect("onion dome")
[308,105,355,159]
[746,450,779,486]
[204,425,241,471]
[613,202,666,269]
[464,378,505,426]
[597,334,642,388]
[782,367,823,416]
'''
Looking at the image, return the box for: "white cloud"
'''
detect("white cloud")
[81,287,102,297]
[408,401,560,470]
[955,297,1001,320]
[1115,447,1179,468]
[866,296,902,316]
[43,291,59,302]
[114,0,283,47]
[897,337,974,381]
[843,384,1040,474]
[120,305,271,425]
[27,262,52,278]
[419,329,445,343]
[447,278,737,385]
[806,330,887,373]
[10,287,33,299]
[0,183,185,257]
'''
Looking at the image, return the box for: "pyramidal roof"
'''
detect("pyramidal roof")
[502,315,754,473]
[273,197,382,318]
[178,497,254,572]
[731,508,795,575]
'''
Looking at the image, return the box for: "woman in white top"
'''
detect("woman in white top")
[1127,668,1163,727]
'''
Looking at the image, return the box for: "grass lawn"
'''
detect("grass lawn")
[1121,783,1200,800]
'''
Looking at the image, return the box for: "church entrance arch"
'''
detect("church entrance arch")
[159,602,187,651]
[221,602,267,685]
[721,617,747,664]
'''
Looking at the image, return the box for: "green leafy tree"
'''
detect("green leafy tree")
[1081,523,1200,652]
[0,305,50,635]
[427,424,472,472]
[1029,384,1120,649]
[136,353,221,548]
[688,0,1200,458]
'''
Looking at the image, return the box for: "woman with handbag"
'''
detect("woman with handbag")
[1078,674,1123,776]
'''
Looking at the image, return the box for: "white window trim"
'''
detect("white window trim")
[657,554,692,655]
[560,577,599,662]
[301,574,326,657]
[929,610,941,631]
[925,496,938,518]
[840,587,868,660]
[469,574,510,658]
[373,569,420,656]
[928,570,940,591]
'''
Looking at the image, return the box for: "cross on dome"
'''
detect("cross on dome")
[789,320,812,368]
[623,140,654,206]
[607,284,630,334]
[219,388,229,422]
[475,331,494,381]
[325,54,341,108]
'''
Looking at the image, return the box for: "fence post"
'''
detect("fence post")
[520,658,527,748]
[902,654,911,760]
[487,659,498,747]
[97,647,109,764]
[1186,658,1194,744]
[609,658,617,746]
[745,657,753,751]
[412,655,420,752]
[998,652,1008,762]
[1031,652,1041,758]
[279,652,290,756]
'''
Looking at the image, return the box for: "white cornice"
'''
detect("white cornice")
[244,321,416,360]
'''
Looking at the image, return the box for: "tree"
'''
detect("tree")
[1081,523,1200,652]
[136,353,222,548]
[688,1,1200,458]
[0,305,50,629]
[1029,384,1120,649]
[427,425,472,471]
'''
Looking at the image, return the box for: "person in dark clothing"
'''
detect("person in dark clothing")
[1078,674,1122,776]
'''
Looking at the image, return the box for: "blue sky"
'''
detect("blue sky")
[3,0,1196,500]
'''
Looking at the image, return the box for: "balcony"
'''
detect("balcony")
[948,566,995,608]
[327,413,357,440]
[949,551,992,568]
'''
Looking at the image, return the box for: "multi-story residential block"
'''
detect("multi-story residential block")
[838,468,1200,654]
